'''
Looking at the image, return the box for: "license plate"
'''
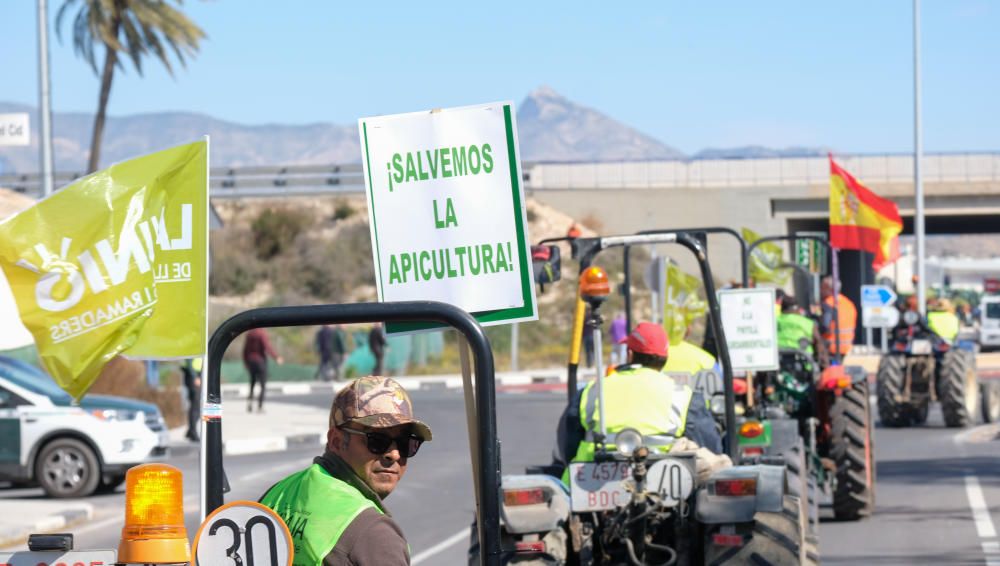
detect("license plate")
[0,550,116,565]
[569,462,631,511]
[911,339,932,355]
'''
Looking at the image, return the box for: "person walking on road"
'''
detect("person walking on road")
[260,376,432,565]
[181,358,202,442]
[243,327,283,413]
[369,323,387,375]
[315,324,347,382]
[610,312,628,366]
[582,307,595,368]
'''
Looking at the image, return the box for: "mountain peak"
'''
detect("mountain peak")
[526,85,565,101]
[516,87,684,162]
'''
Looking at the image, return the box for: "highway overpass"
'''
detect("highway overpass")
[4,151,999,290]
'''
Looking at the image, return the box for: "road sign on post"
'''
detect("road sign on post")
[719,288,778,371]
[359,102,537,331]
[861,284,900,328]
[0,113,29,146]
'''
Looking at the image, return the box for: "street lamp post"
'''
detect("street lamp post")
[913,0,926,314]
[37,0,56,197]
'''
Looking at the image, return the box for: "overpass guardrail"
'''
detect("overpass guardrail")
[3,152,999,198]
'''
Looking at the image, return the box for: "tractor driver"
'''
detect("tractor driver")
[552,322,725,481]
[777,294,830,368]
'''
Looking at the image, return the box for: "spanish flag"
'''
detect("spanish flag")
[829,156,903,270]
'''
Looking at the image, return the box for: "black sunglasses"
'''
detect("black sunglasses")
[340,427,423,458]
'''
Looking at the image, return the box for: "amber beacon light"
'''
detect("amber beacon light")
[118,463,191,564]
[579,266,611,299]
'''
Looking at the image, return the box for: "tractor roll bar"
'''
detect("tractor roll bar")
[629,227,749,332]
[205,301,501,565]
[574,232,738,460]
[746,234,843,364]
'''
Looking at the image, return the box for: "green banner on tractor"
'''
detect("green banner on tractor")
[663,263,707,345]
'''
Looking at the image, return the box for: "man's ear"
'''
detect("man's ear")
[326,427,340,454]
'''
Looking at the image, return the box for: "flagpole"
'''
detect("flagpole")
[913,0,927,315]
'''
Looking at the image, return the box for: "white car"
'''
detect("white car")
[0,356,169,498]
[980,296,1000,350]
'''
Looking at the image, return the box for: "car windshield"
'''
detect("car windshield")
[0,357,73,404]
[986,303,1000,319]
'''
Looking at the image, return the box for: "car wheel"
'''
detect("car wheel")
[35,438,101,498]
[96,473,127,494]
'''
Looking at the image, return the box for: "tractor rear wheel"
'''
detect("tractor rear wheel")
[940,349,978,428]
[831,380,875,520]
[705,495,807,566]
[876,354,916,427]
[981,381,1000,423]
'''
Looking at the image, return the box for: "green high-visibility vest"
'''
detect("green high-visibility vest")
[927,311,960,342]
[777,312,816,354]
[563,366,694,483]
[260,463,381,565]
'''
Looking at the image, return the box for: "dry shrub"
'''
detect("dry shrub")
[88,358,185,428]
[580,213,604,234]
[251,207,312,260]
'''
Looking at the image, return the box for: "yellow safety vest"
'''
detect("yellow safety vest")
[927,311,960,342]
[564,366,694,483]
[662,341,716,374]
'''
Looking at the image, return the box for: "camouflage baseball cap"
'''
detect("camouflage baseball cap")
[331,376,432,441]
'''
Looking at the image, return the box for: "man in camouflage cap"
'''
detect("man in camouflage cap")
[261,376,431,565]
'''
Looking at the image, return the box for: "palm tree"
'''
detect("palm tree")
[56,0,206,173]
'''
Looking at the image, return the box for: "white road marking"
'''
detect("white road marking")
[411,527,468,565]
[965,475,1000,566]
[965,475,997,538]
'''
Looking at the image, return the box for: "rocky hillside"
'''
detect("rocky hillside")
[0,88,825,175]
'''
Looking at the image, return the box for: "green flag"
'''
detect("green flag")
[0,141,209,399]
[663,262,707,345]
[742,227,790,286]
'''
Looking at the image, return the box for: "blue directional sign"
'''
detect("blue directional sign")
[861,285,897,308]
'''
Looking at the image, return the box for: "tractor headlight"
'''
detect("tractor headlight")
[615,428,643,457]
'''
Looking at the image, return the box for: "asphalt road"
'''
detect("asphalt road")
[3,388,1000,565]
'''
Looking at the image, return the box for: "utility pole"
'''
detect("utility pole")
[913,0,927,315]
[37,0,56,196]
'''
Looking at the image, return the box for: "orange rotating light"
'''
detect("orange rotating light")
[579,266,611,299]
[118,463,190,564]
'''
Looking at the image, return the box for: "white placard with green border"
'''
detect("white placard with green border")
[359,102,537,331]
[718,288,778,371]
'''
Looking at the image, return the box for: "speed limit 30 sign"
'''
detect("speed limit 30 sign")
[193,500,293,566]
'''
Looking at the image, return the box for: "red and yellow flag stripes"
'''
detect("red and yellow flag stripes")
[828,156,903,270]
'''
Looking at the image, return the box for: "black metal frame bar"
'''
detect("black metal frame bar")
[628,227,749,331]
[747,234,842,363]
[205,301,501,565]
[571,232,738,460]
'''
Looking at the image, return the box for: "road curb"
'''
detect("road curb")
[218,372,570,398]
[0,504,94,549]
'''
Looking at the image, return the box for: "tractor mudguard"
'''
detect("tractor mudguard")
[499,474,570,534]
[764,418,801,457]
[843,364,868,385]
[694,464,786,524]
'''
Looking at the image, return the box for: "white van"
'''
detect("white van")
[980,296,1000,349]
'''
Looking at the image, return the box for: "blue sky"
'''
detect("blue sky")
[2,0,997,154]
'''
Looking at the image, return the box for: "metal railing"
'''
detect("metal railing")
[528,152,1000,190]
[3,152,999,198]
